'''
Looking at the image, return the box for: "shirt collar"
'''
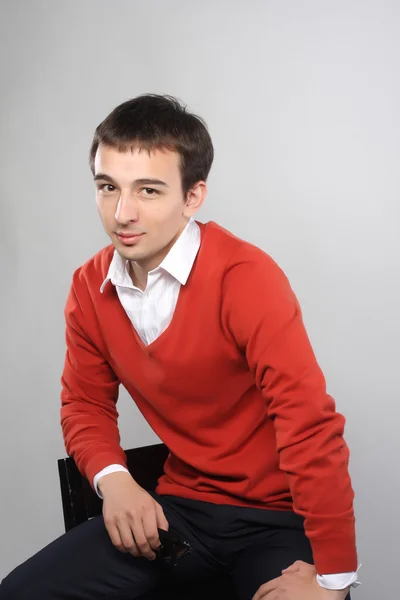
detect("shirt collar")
[100,218,201,293]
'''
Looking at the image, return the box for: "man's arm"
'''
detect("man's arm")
[222,248,357,577]
[60,274,168,558]
[61,278,126,482]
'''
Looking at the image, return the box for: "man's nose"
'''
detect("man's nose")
[115,194,139,224]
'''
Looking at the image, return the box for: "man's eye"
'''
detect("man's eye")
[141,187,159,196]
[98,184,116,193]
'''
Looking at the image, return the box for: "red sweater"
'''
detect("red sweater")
[61,221,357,574]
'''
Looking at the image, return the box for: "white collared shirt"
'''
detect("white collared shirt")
[95,217,359,591]
[100,217,201,345]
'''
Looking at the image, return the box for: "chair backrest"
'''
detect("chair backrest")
[57,442,169,531]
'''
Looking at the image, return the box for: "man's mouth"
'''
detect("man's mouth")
[116,232,144,245]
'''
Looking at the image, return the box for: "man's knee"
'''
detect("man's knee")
[0,566,29,600]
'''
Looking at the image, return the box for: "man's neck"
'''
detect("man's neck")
[129,262,148,291]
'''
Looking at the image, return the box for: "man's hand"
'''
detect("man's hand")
[252,561,349,600]
[98,471,169,560]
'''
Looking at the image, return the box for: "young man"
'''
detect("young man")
[0,95,359,600]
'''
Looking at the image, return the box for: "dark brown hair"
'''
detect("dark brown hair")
[89,94,214,196]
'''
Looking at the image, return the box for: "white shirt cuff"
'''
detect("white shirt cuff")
[317,568,361,590]
[93,464,130,498]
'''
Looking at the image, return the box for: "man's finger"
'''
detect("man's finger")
[253,589,279,600]
[106,522,126,553]
[132,520,156,560]
[118,521,140,556]
[155,501,169,532]
[282,561,301,574]
[142,509,161,551]
[252,576,281,600]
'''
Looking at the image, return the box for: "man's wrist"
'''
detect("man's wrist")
[94,464,131,498]
[321,588,349,600]
[98,470,133,493]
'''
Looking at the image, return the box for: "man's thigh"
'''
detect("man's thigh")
[153,493,220,586]
[0,495,221,600]
[229,527,351,600]
[0,516,161,600]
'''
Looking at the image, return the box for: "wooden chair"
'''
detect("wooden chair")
[58,442,238,599]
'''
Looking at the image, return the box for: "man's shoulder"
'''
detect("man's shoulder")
[202,221,279,270]
[71,244,114,292]
[204,223,295,315]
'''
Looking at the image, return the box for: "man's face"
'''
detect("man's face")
[94,144,201,272]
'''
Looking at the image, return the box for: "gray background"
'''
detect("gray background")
[0,1,399,597]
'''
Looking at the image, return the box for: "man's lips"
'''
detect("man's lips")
[116,232,144,245]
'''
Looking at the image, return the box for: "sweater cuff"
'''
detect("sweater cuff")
[84,449,128,488]
[311,536,358,574]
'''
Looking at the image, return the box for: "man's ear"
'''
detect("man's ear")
[184,181,207,217]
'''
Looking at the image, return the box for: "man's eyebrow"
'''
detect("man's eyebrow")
[93,173,117,184]
[134,178,169,187]
[93,174,169,187]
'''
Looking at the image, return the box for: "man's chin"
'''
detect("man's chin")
[113,243,141,261]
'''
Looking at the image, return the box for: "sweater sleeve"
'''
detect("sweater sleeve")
[60,275,128,486]
[222,250,357,574]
